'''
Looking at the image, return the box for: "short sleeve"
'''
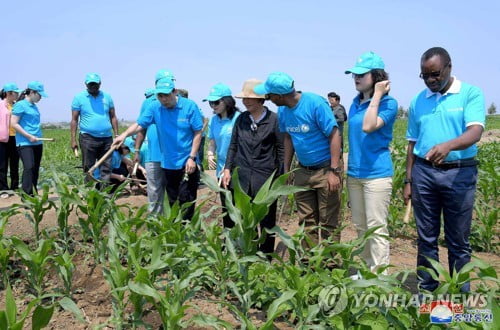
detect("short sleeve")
[406,96,418,141]
[137,102,155,129]
[71,96,81,111]
[208,116,215,139]
[378,96,398,126]
[278,107,286,133]
[11,102,24,116]
[108,95,115,109]
[464,86,485,127]
[315,96,336,136]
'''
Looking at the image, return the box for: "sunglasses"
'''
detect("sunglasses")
[351,73,367,79]
[209,100,221,107]
[419,62,450,80]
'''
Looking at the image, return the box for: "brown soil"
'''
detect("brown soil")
[0,171,498,329]
[478,129,500,145]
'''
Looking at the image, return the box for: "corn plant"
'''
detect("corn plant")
[10,237,54,298]
[53,249,75,296]
[17,184,55,241]
[0,211,17,288]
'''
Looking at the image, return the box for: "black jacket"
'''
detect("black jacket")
[225,108,284,196]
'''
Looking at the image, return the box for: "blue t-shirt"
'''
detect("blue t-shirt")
[139,97,162,163]
[123,135,148,166]
[406,79,485,161]
[111,151,122,169]
[278,92,337,166]
[347,94,398,178]
[71,90,115,138]
[208,112,240,177]
[12,100,42,146]
[137,96,203,169]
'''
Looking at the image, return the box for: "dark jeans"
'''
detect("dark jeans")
[0,136,19,190]
[412,158,477,292]
[220,189,277,254]
[18,144,43,195]
[163,166,199,220]
[79,133,113,182]
[198,136,205,171]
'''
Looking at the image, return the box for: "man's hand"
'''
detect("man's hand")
[327,171,341,192]
[112,133,126,148]
[29,135,38,143]
[403,183,412,204]
[208,154,216,170]
[185,158,197,174]
[221,169,231,188]
[425,142,451,164]
[133,152,141,165]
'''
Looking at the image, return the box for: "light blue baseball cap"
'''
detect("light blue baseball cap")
[154,77,175,94]
[155,69,175,82]
[85,73,101,84]
[345,51,385,75]
[2,83,21,93]
[203,83,232,102]
[27,81,48,97]
[144,88,155,98]
[254,72,295,95]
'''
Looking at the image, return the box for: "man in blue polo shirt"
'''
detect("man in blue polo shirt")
[71,73,119,183]
[404,47,485,292]
[133,70,175,214]
[255,72,342,248]
[113,76,203,220]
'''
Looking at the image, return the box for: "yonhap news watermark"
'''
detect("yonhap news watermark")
[318,285,493,324]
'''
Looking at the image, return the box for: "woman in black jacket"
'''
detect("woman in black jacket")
[221,79,284,254]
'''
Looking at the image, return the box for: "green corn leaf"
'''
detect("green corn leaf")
[32,304,54,330]
[5,285,17,325]
[128,281,162,301]
[58,297,86,324]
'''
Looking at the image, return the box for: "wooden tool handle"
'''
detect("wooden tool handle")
[74,148,79,157]
[87,145,118,175]
[38,138,55,141]
[403,200,412,223]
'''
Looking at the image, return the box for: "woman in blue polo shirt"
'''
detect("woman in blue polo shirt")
[204,84,240,224]
[11,81,48,195]
[345,52,398,274]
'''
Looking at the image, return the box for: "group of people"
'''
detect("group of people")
[0,46,485,293]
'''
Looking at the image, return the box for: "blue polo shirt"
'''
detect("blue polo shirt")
[208,112,240,177]
[347,94,398,178]
[139,97,161,163]
[71,90,115,138]
[12,100,42,146]
[406,79,485,161]
[137,96,203,169]
[278,92,337,166]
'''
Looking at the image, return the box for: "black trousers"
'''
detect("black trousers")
[79,133,113,182]
[220,189,277,254]
[18,144,43,195]
[163,167,199,221]
[0,136,20,190]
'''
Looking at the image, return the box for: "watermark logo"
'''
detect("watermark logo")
[318,285,348,315]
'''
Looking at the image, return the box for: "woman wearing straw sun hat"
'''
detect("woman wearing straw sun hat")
[11,81,48,195]
[222,78,284,255]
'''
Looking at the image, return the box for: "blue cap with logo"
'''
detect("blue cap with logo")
[144,88,155,98]
[154,77,175,94]
[203,83,232,102]
[85,73,101,84]
[2,83,21,93]
[345,51,385,74]
[254,72,295,95]
[27,81,48,97]
[155,69,176,82]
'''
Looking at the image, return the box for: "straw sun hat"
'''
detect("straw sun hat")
[234,79,266,99]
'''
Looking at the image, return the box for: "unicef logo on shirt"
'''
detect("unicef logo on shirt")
[301,124,310,133]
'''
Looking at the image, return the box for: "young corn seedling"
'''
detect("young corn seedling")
[18,184,55,241]
[10,237,54,298]
[53,248,75,296]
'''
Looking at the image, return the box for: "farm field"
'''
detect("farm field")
[0,117,498,329]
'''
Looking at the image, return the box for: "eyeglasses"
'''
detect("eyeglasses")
[419,62,450,80]
[351,73,367,79]
[209,100,221,107]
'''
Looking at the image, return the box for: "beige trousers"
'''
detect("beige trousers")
[347,176,392,272]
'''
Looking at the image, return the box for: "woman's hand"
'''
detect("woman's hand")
[221,169,231,188]
[374,80,391,95]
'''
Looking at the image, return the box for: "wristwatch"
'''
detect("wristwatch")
[404,178,412,184]
[328,167,342,173]
[188,156,197,161]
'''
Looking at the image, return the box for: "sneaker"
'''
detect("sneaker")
[0,193,9,199]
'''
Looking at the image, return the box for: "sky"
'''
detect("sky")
[1,0,499,122]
